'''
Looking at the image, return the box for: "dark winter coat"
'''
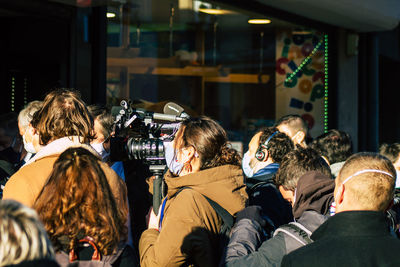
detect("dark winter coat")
[224,211,326,267]
[246,171,293,229]
[224,171,334,267]
[281,211,400,267]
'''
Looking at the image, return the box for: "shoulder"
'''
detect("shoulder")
[167,189,219,224]
[3,156,57,206]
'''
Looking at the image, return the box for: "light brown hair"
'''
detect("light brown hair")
[35,89,94,145]
[337,152,396,211]
[33,147,127,255]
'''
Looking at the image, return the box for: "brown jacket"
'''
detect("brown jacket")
[3,136,127,214]
[139,164,248,267]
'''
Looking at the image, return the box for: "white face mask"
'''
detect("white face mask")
[22,132,36,154]
[91,142,110,162]
[242,151,257,178]
[396,170,400,188]
[164,141,184,176]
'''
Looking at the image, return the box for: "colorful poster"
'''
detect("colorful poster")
[275,31,325,138]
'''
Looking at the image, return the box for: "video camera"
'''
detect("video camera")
[110,100,189,213]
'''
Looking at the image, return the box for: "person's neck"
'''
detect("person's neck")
[254,158,275,174]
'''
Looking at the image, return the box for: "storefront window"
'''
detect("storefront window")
[106,0,326,149]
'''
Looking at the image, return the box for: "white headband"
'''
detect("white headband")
[341,169,394,185]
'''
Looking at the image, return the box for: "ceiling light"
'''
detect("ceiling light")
[198,8,233,15]
[106,12,116,18]
[248,19,271,24]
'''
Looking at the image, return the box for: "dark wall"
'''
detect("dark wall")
[378,26,400,145]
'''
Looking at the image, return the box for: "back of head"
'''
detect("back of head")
[379,143,400,164]
[310,129,353,165]
[275,147,331,191]
[337,152,396,211]
[33,147,126,255]
[18,101,43,132]
[177,116,241,170]
[259,127,294,164]
[88,105,113,141]
[35,89,94,145]
[0,200,54,266]
[274,114,308,137]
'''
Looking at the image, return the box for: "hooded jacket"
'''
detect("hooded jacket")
[224,171,334,267]
[3,136,128,214]
[139,165,248,267]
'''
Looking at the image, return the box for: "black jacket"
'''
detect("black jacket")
[246,172,293,229]
[281,211,400,267]
[224,211,326,267]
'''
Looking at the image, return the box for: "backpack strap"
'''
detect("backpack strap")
[273,222,313,246]
[202,194,234,234]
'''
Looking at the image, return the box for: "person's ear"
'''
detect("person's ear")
[336,183,345,205]
[293,131,305,144]
[180,146,195,163]
[261,149,269,162]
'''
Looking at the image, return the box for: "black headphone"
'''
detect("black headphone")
[255,131,279,161]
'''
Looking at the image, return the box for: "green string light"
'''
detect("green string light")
[11,76,15,112]
[324,34,328,133]
[284,38,324,84]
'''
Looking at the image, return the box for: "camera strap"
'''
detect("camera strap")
[158,197,168,231]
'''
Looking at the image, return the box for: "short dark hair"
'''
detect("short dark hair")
[379,143,400,164]
[275,147,331,191]
[274,114,308,136]
[35,89,94,145]
[310,129,353,164]
[88,105,113,140]
[258,127,294,164]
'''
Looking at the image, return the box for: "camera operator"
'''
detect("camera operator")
[139,116,248,267]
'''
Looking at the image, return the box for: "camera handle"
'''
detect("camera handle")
[150,165,167,215]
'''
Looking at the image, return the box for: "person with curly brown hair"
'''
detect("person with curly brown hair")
[3,89,127,216]
[34,147,138,266]
[139,116,248,267]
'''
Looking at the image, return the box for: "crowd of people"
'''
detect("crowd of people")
[0,88,400,267]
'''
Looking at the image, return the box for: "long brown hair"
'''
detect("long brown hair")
[35,89,94,145]
[33,147,127,255]
[175,116,241,170]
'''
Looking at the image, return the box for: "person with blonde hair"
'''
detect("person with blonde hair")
[34,147,138,266]
[0,199,58,267]
[281,152,400,267]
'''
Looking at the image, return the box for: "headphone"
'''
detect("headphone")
[255,131,279,161]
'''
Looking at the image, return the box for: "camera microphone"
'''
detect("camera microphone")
[163,102,190,119]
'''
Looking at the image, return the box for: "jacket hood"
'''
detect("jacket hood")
[293,171,334,220]
[23,136,100,167]
[165,164,248,216]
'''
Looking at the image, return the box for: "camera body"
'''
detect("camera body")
[110,100,181,166]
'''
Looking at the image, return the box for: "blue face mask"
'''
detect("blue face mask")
[164,141,184,176]
[242,151,255,178]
